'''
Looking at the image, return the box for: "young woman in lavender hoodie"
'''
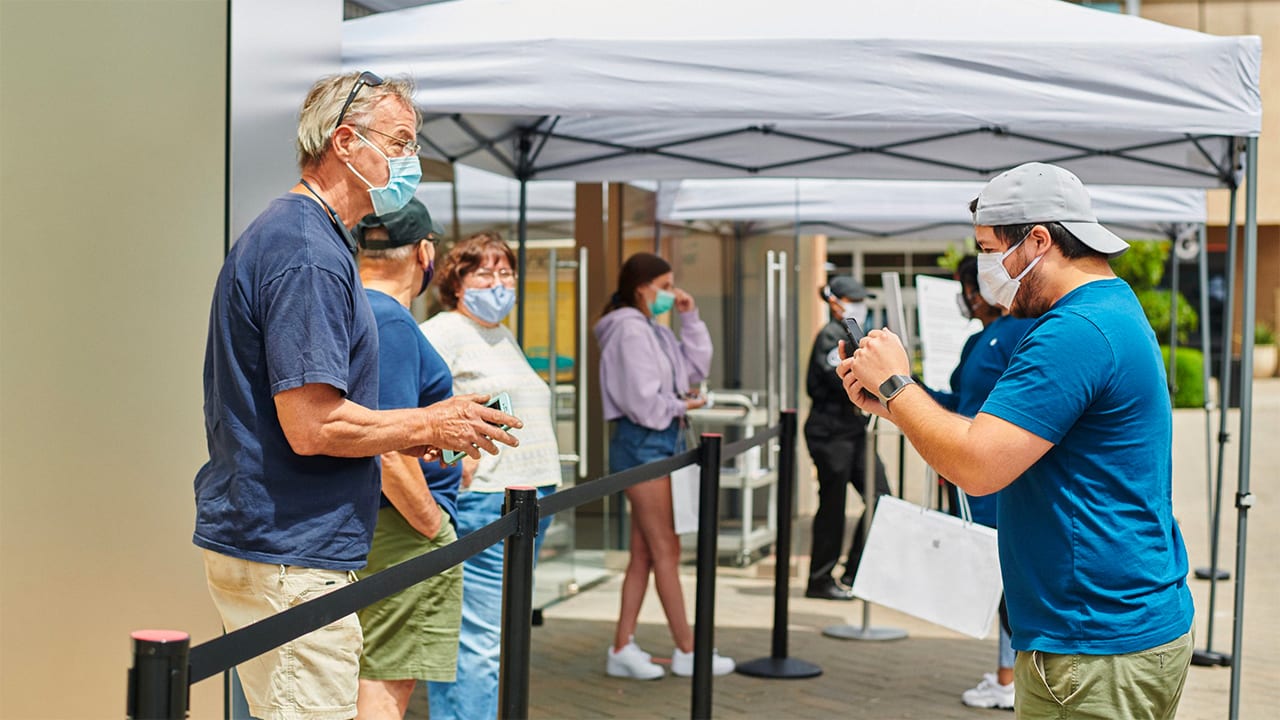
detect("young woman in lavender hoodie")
[595,252,734,680]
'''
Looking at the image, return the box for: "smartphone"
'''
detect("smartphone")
[841,317,866,356]
[441,392,513,465]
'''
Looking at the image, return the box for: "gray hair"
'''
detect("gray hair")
[296,72,417,171]
[358,242,421,264]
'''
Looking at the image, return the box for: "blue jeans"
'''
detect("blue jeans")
[427,486,554,720]
[999,622,1016,669]
[609,417,683,472]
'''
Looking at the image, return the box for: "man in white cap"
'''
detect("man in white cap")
[838,162,1194,718]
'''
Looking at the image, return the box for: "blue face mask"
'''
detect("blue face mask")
[463,285,516,325]
[649,289,675,316]
[347,131,422,216]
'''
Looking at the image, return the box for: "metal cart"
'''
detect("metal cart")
[687,390,778,566]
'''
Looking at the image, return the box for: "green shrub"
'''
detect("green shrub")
[1110,239,1199,344]
[1137,289,1199,345]
[938,240,975,273]
[1160,346,1205,409]
[1111,240,1168,291]
[1257,322,1276,345]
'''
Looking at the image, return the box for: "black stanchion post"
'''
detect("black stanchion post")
[498,486,539,720]
[736,411,822,679]
[126,629,190,720]
[692,434,722,720]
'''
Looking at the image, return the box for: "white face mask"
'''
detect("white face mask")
[840,301,868,327]
[977,231,1043,309]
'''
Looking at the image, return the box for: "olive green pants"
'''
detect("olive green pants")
[1014,630,1193,719]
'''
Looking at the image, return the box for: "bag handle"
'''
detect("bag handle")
[924,466,974,525]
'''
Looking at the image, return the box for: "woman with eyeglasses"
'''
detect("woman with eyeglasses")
[595,252,733,680]
[419,232,561,720]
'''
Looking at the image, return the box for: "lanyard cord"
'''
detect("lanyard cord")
[299,179,359,255]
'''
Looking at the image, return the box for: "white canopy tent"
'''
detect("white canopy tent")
[347,4,1263,710]
[656,179,1206,241]
[346,0,1258,187]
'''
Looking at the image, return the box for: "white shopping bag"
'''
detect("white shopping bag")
[670,464,700,535]
[851,494,1003,639]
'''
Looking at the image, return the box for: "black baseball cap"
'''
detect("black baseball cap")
[825,276,874,301]
[355,197,444,250]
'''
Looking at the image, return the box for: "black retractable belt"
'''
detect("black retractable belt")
[187,513,517,683]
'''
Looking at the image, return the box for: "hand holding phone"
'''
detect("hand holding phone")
[841,316,866,359]
[838,317,880,405]
[442,392,514,465]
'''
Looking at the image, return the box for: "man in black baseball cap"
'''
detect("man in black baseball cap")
[353,196,465,717]
[804,276,889,600]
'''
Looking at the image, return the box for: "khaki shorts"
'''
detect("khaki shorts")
[357,507,463,681]
[202,549,362,720]
[1014,630,1193,720]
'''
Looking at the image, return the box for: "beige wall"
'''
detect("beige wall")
[1,1,227,717]
[1144,1,1280,344]
[1143,1,1280,226]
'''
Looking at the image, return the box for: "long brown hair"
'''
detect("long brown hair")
[601,252,671,318]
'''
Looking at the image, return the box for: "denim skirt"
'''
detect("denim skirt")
[608,417,685,473]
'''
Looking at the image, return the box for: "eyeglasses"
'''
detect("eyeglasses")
[356,124,420,158]
[471,267,517,284]
[334,71,383,130]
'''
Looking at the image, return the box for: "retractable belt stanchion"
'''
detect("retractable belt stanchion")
[736,410,822,679]
[691,433,722,720]
[127,630,189,720]
[498,486,539,720]
[823,415,907,641]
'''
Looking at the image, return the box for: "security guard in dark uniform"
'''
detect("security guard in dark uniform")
[804,277,891,600]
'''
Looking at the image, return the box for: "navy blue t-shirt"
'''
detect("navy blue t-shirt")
[193,193,381,571]
[982,278,1194,655]
[365,289,461,524]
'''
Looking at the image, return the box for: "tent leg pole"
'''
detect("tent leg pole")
[1167,232,1178,400]
[1196,225,1219,578]
[516,132,531,348]
[1193,184,1236,668]
[1227,136,1258,720]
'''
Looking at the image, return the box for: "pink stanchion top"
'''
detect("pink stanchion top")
[131,630,190,643]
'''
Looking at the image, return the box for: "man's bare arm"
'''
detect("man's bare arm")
[275,384,521,458]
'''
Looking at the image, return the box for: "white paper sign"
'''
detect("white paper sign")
[915,275,982,393]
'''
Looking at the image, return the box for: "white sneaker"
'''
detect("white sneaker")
[671,647,735,677]
[606,638,664,680]
[961,672,1015,709]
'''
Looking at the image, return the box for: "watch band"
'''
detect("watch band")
[878,374,917,405]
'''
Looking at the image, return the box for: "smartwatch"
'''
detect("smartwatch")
[878,374,917,405]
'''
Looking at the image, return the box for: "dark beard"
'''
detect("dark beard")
[1010,259,1050,318]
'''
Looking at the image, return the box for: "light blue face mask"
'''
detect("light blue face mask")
[463,285,516,325]
[649,288,675,316]
[347,131,422,216]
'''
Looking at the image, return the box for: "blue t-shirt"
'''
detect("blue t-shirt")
[928,315,1036,528]
[366,289,461,524]
[981,278,1194,655]
[193,194,381,571]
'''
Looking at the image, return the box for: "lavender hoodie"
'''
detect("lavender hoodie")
[595,306,713,431]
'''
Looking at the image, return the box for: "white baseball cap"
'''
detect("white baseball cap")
[972,162,1129,257]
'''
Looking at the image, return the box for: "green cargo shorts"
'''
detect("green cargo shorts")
[356,507,463,682]
[1014,630,1193,719]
